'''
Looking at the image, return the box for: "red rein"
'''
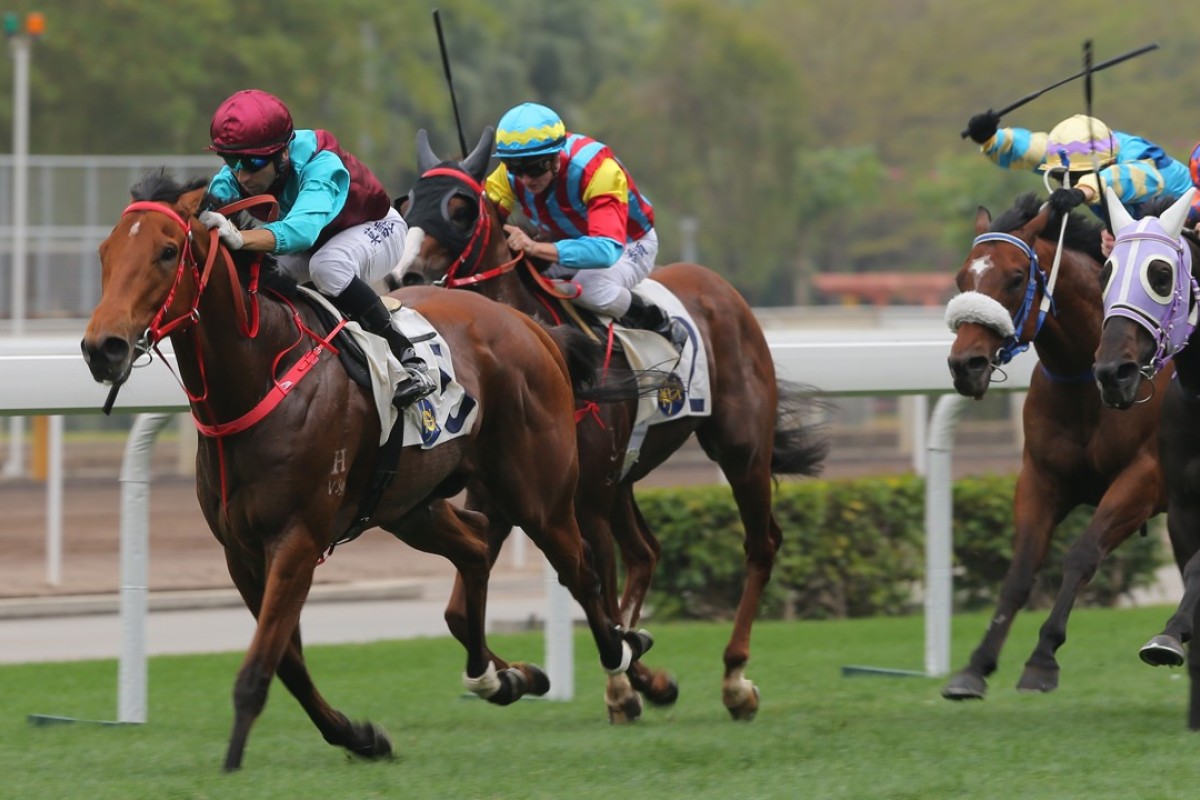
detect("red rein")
[121,196,335,508]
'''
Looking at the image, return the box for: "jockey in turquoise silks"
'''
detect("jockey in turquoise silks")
[201,89,434,406]
[485,101,685,349]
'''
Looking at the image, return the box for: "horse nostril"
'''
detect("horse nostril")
[401,272,426,287]
[97,336,131,368]
[1095,360,1138,387]
[948,354,989,379]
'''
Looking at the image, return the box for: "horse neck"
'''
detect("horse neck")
[472,202,549,320]
[1172,238,1200,393]
[171,242,292,414]
[1028,242,1102,375]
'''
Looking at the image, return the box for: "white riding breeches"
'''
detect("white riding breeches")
[276,206,408,296]
[546,228,659,317]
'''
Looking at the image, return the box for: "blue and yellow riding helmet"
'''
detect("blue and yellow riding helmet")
[494,102,567,159]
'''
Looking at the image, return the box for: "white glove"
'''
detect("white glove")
[199,210,244,250]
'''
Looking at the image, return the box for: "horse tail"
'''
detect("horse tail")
[772,380,831,477]
[545,325,664,403]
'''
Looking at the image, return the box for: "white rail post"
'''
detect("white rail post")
[117,412,171,724]
[543,559,575,701]
[924,393,968,677]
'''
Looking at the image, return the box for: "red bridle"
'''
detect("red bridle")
[116,195,345,510]
[419,167,519,288]
[121,197,266,346]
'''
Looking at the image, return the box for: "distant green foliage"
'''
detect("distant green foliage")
[5,0,1195,303]
[636,474,1163,621]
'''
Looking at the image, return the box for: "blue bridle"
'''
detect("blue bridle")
[971,232,1054,366]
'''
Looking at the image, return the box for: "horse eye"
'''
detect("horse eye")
[1006,270,1024,294]
[449,205,475,233]
[161,245,178,263]
[1144,259,1174,303]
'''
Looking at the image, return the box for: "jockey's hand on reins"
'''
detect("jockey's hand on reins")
[199,210,245,250]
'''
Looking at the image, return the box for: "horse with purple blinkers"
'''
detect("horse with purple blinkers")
[1093,186,1200,729]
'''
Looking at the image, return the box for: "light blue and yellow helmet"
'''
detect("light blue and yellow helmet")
[1039,115,1118,173]
[494,102,567,158]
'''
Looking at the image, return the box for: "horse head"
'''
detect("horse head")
[388,126,507,290]
[81,174,211,387]
[1094,186,1198,409]
[945,195,1056,399]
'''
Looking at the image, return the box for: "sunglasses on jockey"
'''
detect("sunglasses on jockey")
[219,151,277,173]
[503,155,557,178]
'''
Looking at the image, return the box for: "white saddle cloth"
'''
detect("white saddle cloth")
[299,287,478,447]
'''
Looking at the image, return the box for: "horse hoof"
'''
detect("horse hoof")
[725,684,760,722]
[646,674,680,707]
[1016,665,1059,693]
[941,670,987,701]
[1140,635,1185,667]
[628,663,679,707]
[349,721,394,760]
[487,666,552,706]
[512,662,552,696]
[608,692,644,724]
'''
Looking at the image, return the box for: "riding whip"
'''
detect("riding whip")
[1082,40,1111,232]
[959,42,1158,139]
[433,9,469,159]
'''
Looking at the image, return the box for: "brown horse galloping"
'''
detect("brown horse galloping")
[81,172,650,770]
[391,127,829,722]
[1091,189,1200,727]
[943,193,1168,700]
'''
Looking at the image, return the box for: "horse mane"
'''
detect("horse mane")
[1140,195,1177,218]
[130,169,209,203]
[990,191,1106,263]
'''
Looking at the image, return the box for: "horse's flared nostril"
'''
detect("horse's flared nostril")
[947,354,989,381]
[80,336,132,381]
[400,272,426,287]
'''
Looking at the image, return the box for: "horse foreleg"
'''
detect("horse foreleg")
[718,464,779,722]
[223,529,380,771]
[388,501,547,704]
[1190,569,1200,729]
[611,492,660,628]
[943,473,1058,701]
[1019,472,1158,693]
[610,494,678,711]
[274,630,393,760]
[1142,502,1200,667]
[520,505,650,718]
[443,492,513,675]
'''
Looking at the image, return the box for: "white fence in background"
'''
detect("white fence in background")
[0,329,1036,721]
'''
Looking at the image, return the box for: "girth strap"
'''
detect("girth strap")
[321,408,408,561]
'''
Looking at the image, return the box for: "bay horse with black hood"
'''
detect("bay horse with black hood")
[390,127,829,722]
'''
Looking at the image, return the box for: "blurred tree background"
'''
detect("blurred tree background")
[0,0,1194,305]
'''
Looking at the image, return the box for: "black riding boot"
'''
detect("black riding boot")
[618,293,687,350]
[331,278,435,407]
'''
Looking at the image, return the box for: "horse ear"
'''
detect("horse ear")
[1160,187,1197,238]
[178,187,208,220]
[974,206,991,235]
[1104,185,1135,234]
[461,126,495,182]
[416,129,440,174]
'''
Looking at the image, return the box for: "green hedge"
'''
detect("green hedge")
[634,474,1163,621]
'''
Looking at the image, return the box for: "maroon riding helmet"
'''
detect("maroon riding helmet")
[208,89,294,155]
